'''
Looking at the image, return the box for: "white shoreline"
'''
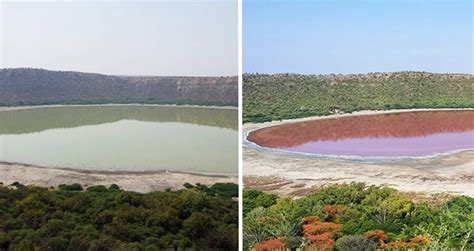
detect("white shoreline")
[0,103,238,112]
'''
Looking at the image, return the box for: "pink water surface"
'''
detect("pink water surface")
[283,131,474,157]
[248,111,474,157]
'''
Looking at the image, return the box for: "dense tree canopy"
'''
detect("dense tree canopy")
[243,183,473,250]
[243,72,474,123]
[0,182,238,251]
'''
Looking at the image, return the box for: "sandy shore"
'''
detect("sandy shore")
[244,108,474,197]
[0,162,237,193]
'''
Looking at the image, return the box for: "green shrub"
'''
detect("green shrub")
[335,235,377,251]
[243,189,278,215]
[86,185,108,193]
[58,183,83,191]
[210,183,239,198]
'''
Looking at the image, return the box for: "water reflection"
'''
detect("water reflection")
[0,105,237,134]
[248,111,474,157]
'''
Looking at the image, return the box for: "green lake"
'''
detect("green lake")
[0,105,238,175]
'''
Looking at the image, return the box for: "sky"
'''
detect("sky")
[0,1,237,76]
[244,0,473,74]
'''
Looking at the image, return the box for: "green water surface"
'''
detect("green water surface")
[0,105,238,174]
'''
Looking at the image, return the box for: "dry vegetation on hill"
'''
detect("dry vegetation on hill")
[0,68,238,107]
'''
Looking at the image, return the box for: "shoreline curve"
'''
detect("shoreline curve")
[243,108,474,197]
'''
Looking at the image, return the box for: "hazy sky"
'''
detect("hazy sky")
[0,1,237,76]
[244,0,473,74]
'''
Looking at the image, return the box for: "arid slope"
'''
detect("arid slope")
[0,68,238,106]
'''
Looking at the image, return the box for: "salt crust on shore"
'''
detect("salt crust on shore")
[0,162,237,192]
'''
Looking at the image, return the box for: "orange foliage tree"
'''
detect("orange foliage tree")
[322,205,346,221]
[364,229,389,246]
[302,215,342,251]
[252,238,286,251]
[382,235,431,250]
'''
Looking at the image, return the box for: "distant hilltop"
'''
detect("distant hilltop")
[245,71,473,78]
[0,68,238,106]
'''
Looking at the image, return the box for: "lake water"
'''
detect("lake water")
[247,110,474,158]
[0,106,238,174]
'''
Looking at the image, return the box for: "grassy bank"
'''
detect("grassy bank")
[243,183,473,250]
[243,72,474,123]
[0,182,238,251]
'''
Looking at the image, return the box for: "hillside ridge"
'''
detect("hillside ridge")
[243,71,474,122]
[0,68,238,106]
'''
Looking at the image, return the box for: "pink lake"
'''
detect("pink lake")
[247,110,474,157]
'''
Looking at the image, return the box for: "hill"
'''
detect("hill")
[0,68,238,107]
[243,72,474,122]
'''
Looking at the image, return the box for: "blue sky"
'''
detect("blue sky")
[244,0,473,74]
[1,1,237,76]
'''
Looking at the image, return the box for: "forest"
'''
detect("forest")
[244,183,473,251]
[243,72,474,123]
[0,182,238,251]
